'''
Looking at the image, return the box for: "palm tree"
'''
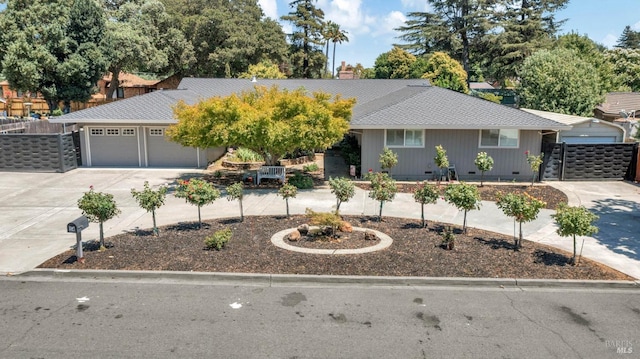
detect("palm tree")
[322,21,337,78]
[330,23,349,78]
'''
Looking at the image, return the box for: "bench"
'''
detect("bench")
[256,166,286,185]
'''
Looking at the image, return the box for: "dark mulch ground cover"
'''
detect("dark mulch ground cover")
[39,215,632,281]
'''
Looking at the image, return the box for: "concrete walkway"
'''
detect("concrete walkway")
[0,168,638,279]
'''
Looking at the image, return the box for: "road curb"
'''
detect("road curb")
[11,269,640,289]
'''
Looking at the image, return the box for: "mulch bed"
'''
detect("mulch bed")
[39,215,632,281]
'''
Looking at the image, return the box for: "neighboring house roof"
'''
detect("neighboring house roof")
[522,108,626,133]
[103,72,160,88]
[51,79,570,130]
[469,82,496,90]
[595,92,640,116]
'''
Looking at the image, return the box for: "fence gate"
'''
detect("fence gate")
[542,142,638,181]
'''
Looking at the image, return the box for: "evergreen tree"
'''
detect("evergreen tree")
[281,0,326,78]
[615,25,640,49]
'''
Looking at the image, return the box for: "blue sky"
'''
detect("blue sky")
[259,0,640,68]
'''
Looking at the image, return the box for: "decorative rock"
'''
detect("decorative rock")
[339,221,353,233]
[287,230,301,241]
[297,224,309,235]
[364,230,378,241]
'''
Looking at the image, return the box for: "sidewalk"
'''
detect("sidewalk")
[0,168,638,280]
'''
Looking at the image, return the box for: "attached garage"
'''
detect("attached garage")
[522,108,626,144]
[50,90,214,168]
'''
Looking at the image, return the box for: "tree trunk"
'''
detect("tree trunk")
[152,210,159,236]
[45,98,59,112]
[197,205,202,229]
[517,221,523,250]
[332,41,337,78]
[106,68,121,100]
[99,222,105,248]
[421,204,426,228]
[336,199,341,211]
[463,210,468,233]
[239,200,244,222]
[572,234,577,265]
[378,201,384,222]
[480,171,485,187]
[324,41,330,76]
[460,0,470,86]
[285,199,290,218]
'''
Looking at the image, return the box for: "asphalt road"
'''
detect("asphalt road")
[1,277,638,358]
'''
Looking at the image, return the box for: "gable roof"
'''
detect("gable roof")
[51,78,569,130]
[522,108,625,133]
[596,92,640,116]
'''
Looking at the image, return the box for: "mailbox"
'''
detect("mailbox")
[67,216,89,233]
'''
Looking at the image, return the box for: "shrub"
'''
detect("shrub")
[434,145,450,180]
[303,163,319,172]
[496,192,546,250]
[367,171,397,221]
[440,226,455,250]
[379,147,398,173]
[328,177,355,211]
[443,182,481,233]
[204,228,232,250]
[278,183,298,218]
[78,186,121,249]
[305,208,342,237]
[474,152,494,187]
[225,182,244,222]
[228,147,264,162]
[552,203,599,265]
[131,181,168,236]
[288,172,314,189]
[413,182,439,228]
[174,178,221,229]
[525,150,544,186]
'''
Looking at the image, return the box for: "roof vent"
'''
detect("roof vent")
[251,76,257,83]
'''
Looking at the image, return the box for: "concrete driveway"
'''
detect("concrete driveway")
[0,169,638,279]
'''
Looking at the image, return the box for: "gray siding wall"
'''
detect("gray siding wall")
[559,122,624,142]
[361,129,542,181]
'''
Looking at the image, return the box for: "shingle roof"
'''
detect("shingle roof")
[596,92,640,115]
[52,78,569,130]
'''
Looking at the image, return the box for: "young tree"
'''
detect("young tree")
[78,186,121,249]
[168,85,355,166]
[367,172,398,222]
[278,183,298,219]
[328,177,355,212]
[495,192,546,249]
[474,152,494,186]
[434,145,450,181]
[525,150,544,186]
[281,0,326,78]
[413,182,439,228]
[379,147,398,175]
[517,48,604,117]
[174,178,221,229]
[131,181,168,236]
[225,182,245,222]
[421,52,469,93]
[552,203,599,265]
[444,182,481,233]
[615,25,640,49]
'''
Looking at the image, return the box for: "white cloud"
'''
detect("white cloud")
[633,21,640,31]
[257,0,278,19]
[602,34,618,48]
[373,11,407,37]
[400,0,431,12]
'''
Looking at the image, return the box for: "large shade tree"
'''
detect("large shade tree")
[103,0,194,99]
[0,0,108,112]
[161,0,286,77]
[421,52,469,93]
[517,48,604,116]
[167,85,356,165]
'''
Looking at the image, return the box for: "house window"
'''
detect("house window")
[479,129,519,148]
[122,128,135,136]
[117,88,124,99]
[149,128,164,136]
[385,129,424,147]
[90,128,104,136]
[106,128,120,136]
